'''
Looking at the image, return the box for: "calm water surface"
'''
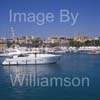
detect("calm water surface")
[0,53,100,100]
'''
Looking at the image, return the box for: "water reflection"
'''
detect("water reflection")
[3,64,62,76]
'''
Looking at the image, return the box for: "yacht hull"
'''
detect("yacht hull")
[2,54,61,65]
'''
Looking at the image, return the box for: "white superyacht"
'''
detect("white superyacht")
[2,53,61,65]
[1,48,61,65]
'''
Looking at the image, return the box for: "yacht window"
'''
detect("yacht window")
[18,54,29,57]
[8,56,13,58]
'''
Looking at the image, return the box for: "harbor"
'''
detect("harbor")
[0,45,100,65]
[0,35,100,99]
[0,51,100,100]
[0,0,99,99]
[0,28,100,66]
[0,33,100,65]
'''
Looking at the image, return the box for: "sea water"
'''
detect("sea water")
[0,52,100,100]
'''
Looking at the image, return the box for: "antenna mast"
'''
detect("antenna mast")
[10,27,15,38]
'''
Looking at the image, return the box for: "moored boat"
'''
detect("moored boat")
[88,50,100,55]
[2,53,61,65]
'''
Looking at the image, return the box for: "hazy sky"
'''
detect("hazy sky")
[0,0,99,38]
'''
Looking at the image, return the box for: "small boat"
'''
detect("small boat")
[47,50,68,54]
[2,53,61,65]
[88,50,100,55]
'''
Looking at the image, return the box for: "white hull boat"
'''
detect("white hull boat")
[2,53,61,65]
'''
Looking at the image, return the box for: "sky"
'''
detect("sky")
[0,0,99,38]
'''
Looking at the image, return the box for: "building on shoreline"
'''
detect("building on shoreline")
[73,34,92,43]
[43,36,69,47]
[0,35,100,48]
[0,38,6,51]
